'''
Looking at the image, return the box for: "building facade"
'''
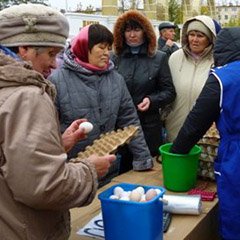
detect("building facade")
[216,3,240,26]
[65,12,162,38]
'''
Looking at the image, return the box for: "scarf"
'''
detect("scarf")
[70,25,109,71]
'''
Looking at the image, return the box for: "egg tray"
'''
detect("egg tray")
[198,161,215,180]
[198,123,220,145]
[199,145,218,158]
[71,125,139,162]
[198,138,220,146]
[197,123,219,181]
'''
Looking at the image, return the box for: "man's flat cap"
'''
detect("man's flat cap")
[158,22,177,31]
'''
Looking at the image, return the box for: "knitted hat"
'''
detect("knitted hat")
[187,20,212,41]
[0,3,69,48]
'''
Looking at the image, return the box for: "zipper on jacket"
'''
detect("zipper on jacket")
[188,62,197,111]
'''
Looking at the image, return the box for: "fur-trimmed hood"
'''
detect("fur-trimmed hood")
[113,10,156,56]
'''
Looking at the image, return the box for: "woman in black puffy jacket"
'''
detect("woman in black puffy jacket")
[111,10,176,167]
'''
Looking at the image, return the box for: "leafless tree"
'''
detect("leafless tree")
[118,0,142,12]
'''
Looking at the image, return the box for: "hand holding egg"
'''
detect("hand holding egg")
[79,122,93,134]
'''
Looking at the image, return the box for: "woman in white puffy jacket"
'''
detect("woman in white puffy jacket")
[165,15,221,142]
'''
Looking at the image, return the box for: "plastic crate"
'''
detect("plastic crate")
[98,183,165,240]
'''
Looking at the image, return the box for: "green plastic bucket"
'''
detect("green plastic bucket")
[159,143,201,192]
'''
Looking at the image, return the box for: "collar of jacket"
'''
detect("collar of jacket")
[158,37,167,48]
[0,52,56,100]
[121,43,149,57]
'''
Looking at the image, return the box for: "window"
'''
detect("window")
[83,20,99,27]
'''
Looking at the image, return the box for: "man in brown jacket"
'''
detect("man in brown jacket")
[0,4,115,240]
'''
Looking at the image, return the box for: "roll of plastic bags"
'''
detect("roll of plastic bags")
[161,194,202,215]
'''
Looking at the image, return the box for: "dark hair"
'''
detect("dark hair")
[88,24,113,50]
[124,19,142,31]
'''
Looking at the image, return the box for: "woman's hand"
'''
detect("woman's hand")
[62,119,87,152]
[137,97,150,112]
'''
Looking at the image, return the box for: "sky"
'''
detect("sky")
[47,0,101,11]
[47,0,233,11]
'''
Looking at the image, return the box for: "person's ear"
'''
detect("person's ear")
[18,46,29,60]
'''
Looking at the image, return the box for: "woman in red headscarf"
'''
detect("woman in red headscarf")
[49,24,153,186]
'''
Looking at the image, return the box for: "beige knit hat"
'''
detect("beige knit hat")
[187,20,212,41]
[0,3,69,48]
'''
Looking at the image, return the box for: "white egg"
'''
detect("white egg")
[79,122,93,133]
[145,189,158,201]
[109,195,119,200]
[113,186,124,198]
[154,189,162,195]
[119,196,130,201]
[140,194,146,202]
[129,190,142,202]
[126,191,132,197]
[134,186,145,196]
[119,191,129,198]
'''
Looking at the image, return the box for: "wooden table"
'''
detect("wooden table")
[69,162,220,240]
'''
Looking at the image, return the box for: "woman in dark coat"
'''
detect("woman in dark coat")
[111,10,176,162]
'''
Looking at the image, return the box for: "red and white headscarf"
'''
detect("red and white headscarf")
[71,25,109,71]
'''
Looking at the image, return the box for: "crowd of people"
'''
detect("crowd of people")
[0,2,239,240]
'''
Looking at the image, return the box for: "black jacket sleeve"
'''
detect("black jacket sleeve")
[170,75,221,154]
[148,51,176,111]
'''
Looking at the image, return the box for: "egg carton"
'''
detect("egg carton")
[198,161,215,181]
[198,151,216,181]
[198,123,220,146]
[203,123,220,139]
[197,124,219,181]
[200,154,216,162]
[199,145,218,157]
[71,125,139,162]
[198,138,220,146]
